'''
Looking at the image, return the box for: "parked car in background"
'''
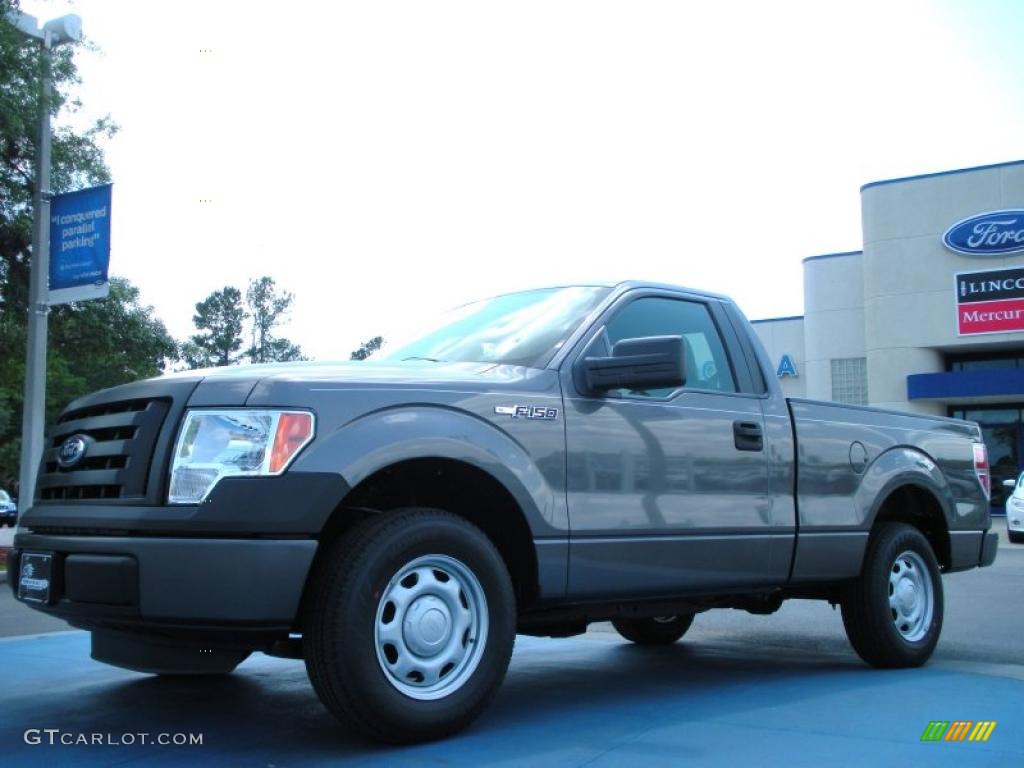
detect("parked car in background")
[0,490,17,527]
[1002,474,1024,543]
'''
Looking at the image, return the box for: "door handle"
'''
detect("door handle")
[733,421,763,452]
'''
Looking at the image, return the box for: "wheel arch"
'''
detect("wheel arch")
[328,457,541,607]
[858,447,955,569]
[869,483,951,569]
[295,406,567,610]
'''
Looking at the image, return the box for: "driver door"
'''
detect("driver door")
[561,291,783,598]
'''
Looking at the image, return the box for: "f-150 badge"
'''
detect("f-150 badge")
[494,405,559,420]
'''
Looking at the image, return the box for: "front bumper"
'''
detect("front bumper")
[9,533,317,636]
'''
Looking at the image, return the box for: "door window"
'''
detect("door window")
[595,297,737,397]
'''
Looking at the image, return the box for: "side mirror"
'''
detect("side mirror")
[580,335,686,394]
[1002,478,1017,489]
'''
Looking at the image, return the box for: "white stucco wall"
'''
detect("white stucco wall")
[802,252,866,402]
[860,162,1024,414]
[747,161,1024,415]
[750,317,806,398]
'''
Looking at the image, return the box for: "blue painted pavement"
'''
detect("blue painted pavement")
[0,631,1020,766]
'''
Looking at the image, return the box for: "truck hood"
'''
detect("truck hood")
[171,359,559,408]
[63,359,559,415]
[165,359,549,387]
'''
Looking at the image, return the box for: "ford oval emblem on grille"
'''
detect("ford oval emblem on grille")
[57,434,88,469]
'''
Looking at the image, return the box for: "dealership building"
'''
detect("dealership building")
[751,158,1024,506]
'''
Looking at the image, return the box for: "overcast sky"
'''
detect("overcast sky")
[18,0,1024,361]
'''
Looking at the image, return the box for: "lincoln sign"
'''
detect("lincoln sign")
[956,266,1024,335]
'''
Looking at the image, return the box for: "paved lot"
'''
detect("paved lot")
[0,522,1020,766]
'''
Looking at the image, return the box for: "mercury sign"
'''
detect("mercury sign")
[943,209,1024,257]
[955,266,1024,335]
[48,183,112,305]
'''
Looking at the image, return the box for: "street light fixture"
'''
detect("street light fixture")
[4,9,83,504]
[43,14,83,45]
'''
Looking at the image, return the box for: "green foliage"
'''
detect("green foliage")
[245,276,304,363]
[0,5,173,490]
[350,335,383,360]
[182,286,245,368]
[1,2,118,317]
[0,279,177,489]
[0,5,309,492]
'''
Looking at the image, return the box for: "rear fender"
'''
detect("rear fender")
[855,446,955,531]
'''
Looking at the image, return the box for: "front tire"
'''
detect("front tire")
[304,509,516,744]
[1009,529,1024,544]
[612,614,694,645]
[841,522,943,668]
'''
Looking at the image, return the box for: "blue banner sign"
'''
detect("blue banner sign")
[48,183,112,304]
[943,209,1024,258]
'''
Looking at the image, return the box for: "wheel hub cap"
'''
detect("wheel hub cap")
[374,554,489,701]
[404,596,452,655]
[896,580,916,613]
[887,550,933,643]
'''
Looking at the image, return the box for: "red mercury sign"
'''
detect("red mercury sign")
[956,266,1024,336]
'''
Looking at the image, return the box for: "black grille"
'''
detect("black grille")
[37,398,171,501]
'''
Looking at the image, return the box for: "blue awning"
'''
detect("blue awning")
[907,369,1024,400]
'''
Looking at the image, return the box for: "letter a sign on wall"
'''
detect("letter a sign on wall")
[776,354,798,378]
[955,266,1024,335]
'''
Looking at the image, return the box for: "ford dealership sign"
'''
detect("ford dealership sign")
[943,210,1024,257]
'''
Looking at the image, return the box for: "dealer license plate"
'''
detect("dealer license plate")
[17,552,53,604]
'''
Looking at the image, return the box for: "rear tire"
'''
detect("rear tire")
[612,614,695,645]
[304,509,516,744]
[840,522,943,668]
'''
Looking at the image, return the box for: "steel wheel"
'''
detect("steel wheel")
[888,550,933,642]
[841,522,944,668]
[374,554,489,700]
[304,509,515,743]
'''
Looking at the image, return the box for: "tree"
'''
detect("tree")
[350,335,383,360]
[182,286,245,369]
[0,279,178,489]
[0,5,177,489]
[1,1,118,316]
[245,276,304,363]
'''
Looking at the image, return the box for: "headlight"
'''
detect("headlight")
[168,409,314,504]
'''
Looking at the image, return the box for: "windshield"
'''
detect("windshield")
[0,490,9,503]
[379,286,611,368]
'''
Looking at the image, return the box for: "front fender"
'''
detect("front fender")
[293,405,567,537]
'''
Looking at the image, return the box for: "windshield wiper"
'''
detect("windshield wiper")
[401,356,446,363]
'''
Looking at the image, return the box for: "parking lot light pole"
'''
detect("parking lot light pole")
[6,11,83,505]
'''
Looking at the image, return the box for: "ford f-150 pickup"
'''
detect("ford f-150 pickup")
[9,282,998,743]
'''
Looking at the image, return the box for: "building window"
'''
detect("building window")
[946,352,1024,372]
[831,357,868,405]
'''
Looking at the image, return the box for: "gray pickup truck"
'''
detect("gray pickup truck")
[10,282,998,743]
